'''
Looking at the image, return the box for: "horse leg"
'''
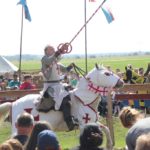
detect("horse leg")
[60,95,78,131]
[0,102,11,121]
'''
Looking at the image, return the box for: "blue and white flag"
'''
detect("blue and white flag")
[101,7,114,24]
[17,0,31,22]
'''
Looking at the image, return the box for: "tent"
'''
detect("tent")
[0,56,18,74]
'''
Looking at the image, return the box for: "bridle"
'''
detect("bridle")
[72,64,114,96]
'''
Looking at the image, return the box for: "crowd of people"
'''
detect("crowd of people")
[0,112,113,150]
[0,42,150,149]
[1,106,150,149]
[119,106,150,150]
[0,74,36,91]
[99,63,150,117]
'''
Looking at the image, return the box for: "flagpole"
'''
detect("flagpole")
[69,0,106,44]
[19,6,24,82]
[84,0,88,74]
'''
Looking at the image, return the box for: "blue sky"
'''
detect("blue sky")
[0,0,150,56]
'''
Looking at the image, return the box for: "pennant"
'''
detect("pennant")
[101,7,114,24]
[17,0,31,22]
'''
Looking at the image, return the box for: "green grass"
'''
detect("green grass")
[0,121,11,143]
[12,55,150,72]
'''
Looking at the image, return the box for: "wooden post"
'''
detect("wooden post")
[106,90,115,145]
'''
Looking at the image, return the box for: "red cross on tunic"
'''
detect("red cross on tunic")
[83,113,91,123]
[24,108,39,121]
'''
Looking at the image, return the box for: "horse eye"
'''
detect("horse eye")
[105,72,111,76]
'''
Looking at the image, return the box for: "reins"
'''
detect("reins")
[72,63,87,79]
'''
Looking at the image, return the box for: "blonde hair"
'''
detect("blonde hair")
[119,106,143,128]
[135,133,150,150]
[0,142,13,150]
[6,139,23,150]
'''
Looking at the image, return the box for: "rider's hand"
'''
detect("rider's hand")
[60,43,69,52]
[66,63,74,72]
[55,50,61,57]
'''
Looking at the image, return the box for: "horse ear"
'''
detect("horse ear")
[95,63,99,70]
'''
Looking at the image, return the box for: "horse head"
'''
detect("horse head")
[86,64,124,89]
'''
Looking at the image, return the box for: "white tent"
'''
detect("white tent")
[0,56,18,74]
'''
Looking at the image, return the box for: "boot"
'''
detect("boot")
[65,116,79,131]
[60,95,79,131]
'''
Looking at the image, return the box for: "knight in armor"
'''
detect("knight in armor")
[38,44,78,131]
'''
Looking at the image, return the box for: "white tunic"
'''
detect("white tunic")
[41,54,69,110]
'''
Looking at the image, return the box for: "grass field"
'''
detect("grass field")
[0,55,149,149]
[12,55,150,72]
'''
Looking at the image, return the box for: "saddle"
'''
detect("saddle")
[36,84,72,113]
[36,91,55,113]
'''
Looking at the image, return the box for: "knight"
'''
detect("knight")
[37,43,78,131]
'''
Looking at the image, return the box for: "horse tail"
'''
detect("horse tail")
[0,102,12,121]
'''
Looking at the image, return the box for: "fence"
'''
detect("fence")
[106,83,150,145]
[0,89,41,103]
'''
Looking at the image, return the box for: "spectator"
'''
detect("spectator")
[6,139,23,150]
[36,130,62,150]
[0,142,13,150]
[69,72,80,89]
[136,67,145,83]
[19,75,36,90]
[13,112,34,145]
[144,62,150,76]
[138,67,144,76]
[145,71,150,83]
[134,68,139,74]
[119,106,150,150]
[135,133,150,150]
[0,75,8,91]
[71,122,113,150]
[24,121,52,150]
[123,64,145,84]
[98,96,108,117]
[111,91,121,117]
[8,73,20,90]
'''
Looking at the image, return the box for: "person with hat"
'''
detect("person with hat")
[36,130,62,150]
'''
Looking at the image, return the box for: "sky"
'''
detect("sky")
[0,0,150,56]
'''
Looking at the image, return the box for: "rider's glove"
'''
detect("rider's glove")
[66,63,74,72]
[55,50,61,57]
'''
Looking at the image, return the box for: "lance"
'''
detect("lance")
[57,0,107,54]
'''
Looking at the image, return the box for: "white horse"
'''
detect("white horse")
[0,64,124,135]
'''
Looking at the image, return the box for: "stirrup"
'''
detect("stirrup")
[66,117,79,131]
